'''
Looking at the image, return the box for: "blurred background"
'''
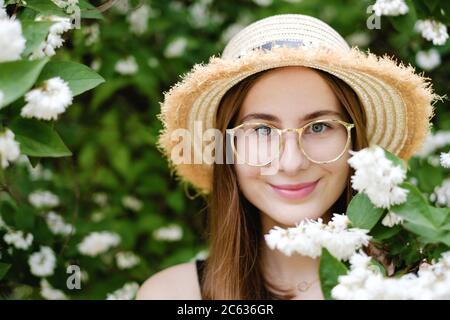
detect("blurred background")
[0,0,449,299]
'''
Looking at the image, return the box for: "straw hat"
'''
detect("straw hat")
[157,13,440,195]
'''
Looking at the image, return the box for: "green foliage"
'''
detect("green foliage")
[319,248,348,300]
[0,0,449,300]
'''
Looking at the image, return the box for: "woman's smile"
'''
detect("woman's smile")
[268,178,321,201]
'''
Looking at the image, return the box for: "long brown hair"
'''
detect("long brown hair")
[201,67,369,299]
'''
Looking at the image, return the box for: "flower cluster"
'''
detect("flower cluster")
[430,178,450,207]
[332,250,450,299]
[28,246,57,277]
[127,4,153,35]
[115,251,141,270]
[153,224,183,242]
[264,214,371,261]
[31,15,73,59]
[372,0,409,16]
[347,145,408,208]
[3,230,34,250]
[0,129,21,169]
[21,77,73,121]
[28,190,60,209]
[0,0,26,63]
[77,231,121,257]
[45,211,75,236]
[440,151,450,168]
[106,282,139,300]
[115,56,138,75]
[415,48,441,71]
[414,19,449,46]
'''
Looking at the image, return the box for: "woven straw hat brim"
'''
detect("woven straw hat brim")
[157,45,441,195]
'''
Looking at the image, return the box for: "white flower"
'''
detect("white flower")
[153,224,183,241]
[28,190,60,209]
[440,151,450,168]
[21,77,73,121]
[381,211,404,227]
[190,249,209,262]
[90,58,102,71]
[373,0,409,16]
[92,192,108,207]
[346,32,370,47]
[28,246,56,277]
[27,162,53,181]
[3,230,33,250]
[78,231,121,257]
[347,145,408,208]
[164,37,187,58]
[115,251,140,270]
[264,214,371,261]
[121,195,143,212]
[415,19,449,46]
[127,4,151,35]
[45,211,75,236]
[416,48,441,71]
[114,0,129,14]
[0,0,7,19]
[332,250,450,299]
[0,128,21,169]
[431,178,450,207]
[31,15,73,59]
[415,131,450,157]
[82,23,100,46]
[0,17,26,62]
[0,215,7,230]
[115,56,138,75]
[253,0,273,7]
[106,282,139,300]
[40,279,68,300]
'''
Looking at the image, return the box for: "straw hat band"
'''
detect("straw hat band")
[223,15,350,59]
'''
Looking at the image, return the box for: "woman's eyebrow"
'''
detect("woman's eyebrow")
[239,110,343,124]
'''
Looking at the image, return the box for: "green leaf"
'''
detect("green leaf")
[347,192,385,230]
[37,61,105,96]
[371,223,402,241]
[9,118,72,157]
[78,0,104,20]
[21,21,54,57]
[423,0,441,13]
[26,0,68,17]
[14,203,36,231]
[391,183,450,244]
[0,58,49,108]
[383,146,407,171]
[0,263,11,280]
[319,248,348,300]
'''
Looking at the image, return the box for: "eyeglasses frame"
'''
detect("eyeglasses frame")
[226,118,355,166]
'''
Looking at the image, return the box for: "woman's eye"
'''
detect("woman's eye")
[254,125,272,135]
[308,122,329,134]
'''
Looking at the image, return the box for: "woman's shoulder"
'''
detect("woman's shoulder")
[135,261,202,300]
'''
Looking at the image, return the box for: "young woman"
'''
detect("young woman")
[136,14,437,300]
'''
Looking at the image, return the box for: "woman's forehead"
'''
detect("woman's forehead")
[237,67,343,124]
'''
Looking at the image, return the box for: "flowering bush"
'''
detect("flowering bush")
[0,0,449,300]
[265,145,450,299]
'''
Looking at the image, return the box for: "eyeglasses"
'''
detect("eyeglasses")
[226,118,355,166]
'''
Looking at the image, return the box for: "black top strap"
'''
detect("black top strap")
[195,259,206,299]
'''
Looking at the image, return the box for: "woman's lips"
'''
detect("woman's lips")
[269,179,320,200]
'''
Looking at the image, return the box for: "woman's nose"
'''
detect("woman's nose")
[278,131,311,174]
